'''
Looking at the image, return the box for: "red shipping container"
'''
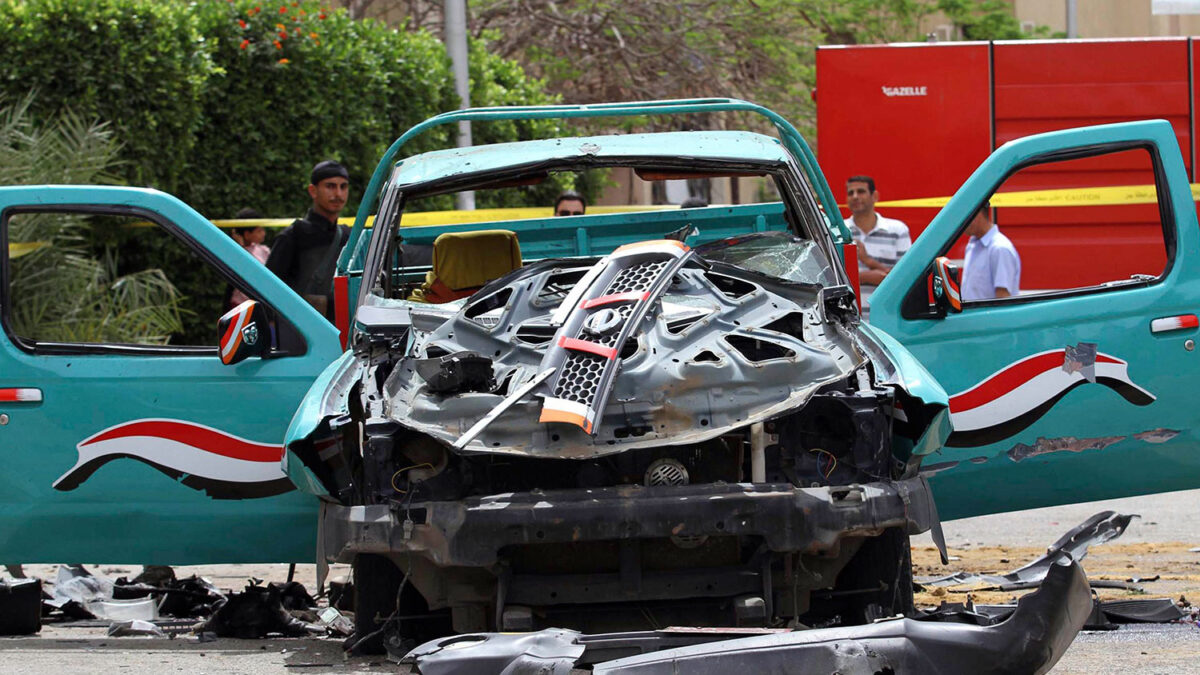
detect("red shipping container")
[816,42,991,247]
[816,38,1195,291]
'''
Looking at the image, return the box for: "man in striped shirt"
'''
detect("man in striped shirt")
[843,175,912,315]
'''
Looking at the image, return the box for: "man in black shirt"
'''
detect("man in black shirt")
[267,160,351,321]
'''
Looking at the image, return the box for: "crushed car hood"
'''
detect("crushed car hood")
[376,239,872,459]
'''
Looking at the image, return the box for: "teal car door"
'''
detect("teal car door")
[869,120,1199,520]
[0,187,342,564]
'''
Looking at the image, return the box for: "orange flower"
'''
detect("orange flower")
[279,5,287,13]
[275,22,285,29]
[239,39,250,50]
[238,19,247,28]
[278,58,290,64]
[278,31,288,39]
[299,9,306,16]
[309,31,318,38]
[293,26,301,34]
[318,12,326,19]
[273,40,282,49]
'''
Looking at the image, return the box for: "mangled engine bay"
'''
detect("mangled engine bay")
[314,234,944,633]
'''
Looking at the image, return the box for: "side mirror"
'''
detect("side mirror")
[929,256,963,314]
[218,300,269,365]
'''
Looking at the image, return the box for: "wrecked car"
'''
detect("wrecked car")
[3,96,1193,668]
[283,101,955,646]
[282,101,1200,661]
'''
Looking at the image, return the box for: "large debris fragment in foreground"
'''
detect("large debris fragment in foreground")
[397,559,1091,675]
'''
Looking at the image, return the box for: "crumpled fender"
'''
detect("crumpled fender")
[857,322,952,457]
[282,350,361,497]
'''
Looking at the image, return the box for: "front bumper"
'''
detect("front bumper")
[321,476,938,567]
[398,558,1093,674]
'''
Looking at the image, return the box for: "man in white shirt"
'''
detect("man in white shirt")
[843,175,912,312]
[962,201,1020,301]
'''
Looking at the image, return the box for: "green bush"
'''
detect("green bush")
[183,1,459,218]
[0,0,585,343]
[0,0,214,192]
[180,2,574,217]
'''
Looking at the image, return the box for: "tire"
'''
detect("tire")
[350,554,402,655]
[349,554,454,655]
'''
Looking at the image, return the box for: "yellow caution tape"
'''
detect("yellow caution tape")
[140,182,1195,233]
[207,205,673,230]
[9,241,47,259]
[872,183,1200,209]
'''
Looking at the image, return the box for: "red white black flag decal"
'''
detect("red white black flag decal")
[947,343,1154,448]
[52,419,293,499]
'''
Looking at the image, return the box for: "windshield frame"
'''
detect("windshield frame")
[358,154,848,310]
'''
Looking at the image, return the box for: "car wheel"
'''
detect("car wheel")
[827,528,915,625]
[349,553,402,654]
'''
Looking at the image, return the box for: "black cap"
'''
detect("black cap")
[310,160,349,186]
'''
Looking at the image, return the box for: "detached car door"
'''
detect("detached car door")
[0,187,342,564]
[869,120,1199,520]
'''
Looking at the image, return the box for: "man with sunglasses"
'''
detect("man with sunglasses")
[553,191,586,217]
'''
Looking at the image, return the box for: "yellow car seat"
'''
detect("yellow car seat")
[409,229,522,303]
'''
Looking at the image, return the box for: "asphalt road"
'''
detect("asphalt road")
[914,487,1200,548]
[917,488,1200,674]
[2,489,1198,673]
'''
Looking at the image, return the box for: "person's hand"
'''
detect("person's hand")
[857,247,886,270]
[860,268,889,285]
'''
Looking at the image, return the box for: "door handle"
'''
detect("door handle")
[0,388,42,403]
[1150,315,1198,334]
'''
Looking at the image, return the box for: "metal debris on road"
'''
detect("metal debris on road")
[919,511,1137,590]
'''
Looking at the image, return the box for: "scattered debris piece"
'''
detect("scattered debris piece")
[920,511,1136,590]
[1098,598,1184,624]
[1125,575,1160,584]
[88,597,158,621]
[154,575,226,618]
[318,607,354,637]
[0,578,41,635]
[201,581,321,639]
[107,619,166,638]
[272,581,317,612]
[132,565,176,586]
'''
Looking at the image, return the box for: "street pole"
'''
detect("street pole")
[444,0,475,210]
[1066,0,1077,38]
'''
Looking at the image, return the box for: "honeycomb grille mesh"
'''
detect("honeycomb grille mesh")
[553,352,606,404]
[605,260,668,295]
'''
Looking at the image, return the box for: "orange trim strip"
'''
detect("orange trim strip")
[539,408,589,430]
[220,308,245,365]
[613,239,689,253]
